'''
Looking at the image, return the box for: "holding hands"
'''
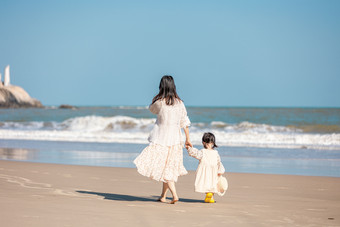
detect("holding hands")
[185,139,192,150]
[183,126,192,150]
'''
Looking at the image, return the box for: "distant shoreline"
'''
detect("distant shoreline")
[40,105,340,109]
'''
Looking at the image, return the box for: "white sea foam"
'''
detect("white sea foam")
[63,115,155,132]
[0,115,339,150]
[1,115,155,132]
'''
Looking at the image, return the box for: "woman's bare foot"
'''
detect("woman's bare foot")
[167,181,179,204]
[169,197,179,204]
[157,197,167,203]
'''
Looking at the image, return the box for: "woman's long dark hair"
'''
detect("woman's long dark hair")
[152,75,181,105]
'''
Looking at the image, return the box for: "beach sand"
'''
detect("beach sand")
[0,160,339,227]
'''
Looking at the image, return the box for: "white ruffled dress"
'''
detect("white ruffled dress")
[187,147,225,194]
[133,99,191,182]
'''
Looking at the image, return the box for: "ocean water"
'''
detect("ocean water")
[0,106,340,177]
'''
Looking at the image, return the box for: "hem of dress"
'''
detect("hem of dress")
[134,165,188,183]
[133,143,187,182]
[133,160,188,183]
[195,188,219,194]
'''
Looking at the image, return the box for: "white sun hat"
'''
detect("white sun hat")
[217,175,228,196]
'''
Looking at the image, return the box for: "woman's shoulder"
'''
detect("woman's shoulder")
[175,99,186,107]
[163,98,184,107]
[151,99,164,106]
[149,99,164,114]
[178,99,185,104]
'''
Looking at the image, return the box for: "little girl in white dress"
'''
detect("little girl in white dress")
[186,132,226,203]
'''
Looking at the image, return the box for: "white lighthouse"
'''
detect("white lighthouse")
[4,65,10,86]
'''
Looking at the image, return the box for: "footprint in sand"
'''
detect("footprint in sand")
[53,189,78,196]
[0,174,51,189]
[0,174,93,199]
[53,188,93,198]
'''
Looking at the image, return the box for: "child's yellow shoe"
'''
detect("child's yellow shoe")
[204,193,214,203]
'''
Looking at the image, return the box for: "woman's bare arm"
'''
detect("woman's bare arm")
[183,126,192,149]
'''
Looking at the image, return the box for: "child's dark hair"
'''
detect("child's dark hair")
[202,132,218,149]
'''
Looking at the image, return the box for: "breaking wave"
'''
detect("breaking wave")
[0,115,340,150]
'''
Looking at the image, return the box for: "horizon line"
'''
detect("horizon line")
[42,104,340,109]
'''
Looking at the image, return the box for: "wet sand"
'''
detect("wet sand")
[0,160,339,226]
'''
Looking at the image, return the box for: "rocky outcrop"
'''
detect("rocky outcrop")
[59,104,77,110]
[0,85,43,108]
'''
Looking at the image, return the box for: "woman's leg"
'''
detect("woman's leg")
[167,181,179,204]
[158,182,168,202]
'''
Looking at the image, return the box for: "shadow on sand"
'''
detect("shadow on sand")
[76,191,203,203]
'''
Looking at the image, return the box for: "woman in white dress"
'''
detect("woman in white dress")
[134,75,192,204]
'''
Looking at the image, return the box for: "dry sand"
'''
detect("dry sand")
[0,160,339,227]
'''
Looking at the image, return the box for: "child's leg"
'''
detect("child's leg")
[158,182,168,202]
[167,181,179,204]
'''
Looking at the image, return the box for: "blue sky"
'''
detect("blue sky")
[0,0,339,107]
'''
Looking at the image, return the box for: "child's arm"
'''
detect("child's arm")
[187,147,203,160]
[217,153,225,176]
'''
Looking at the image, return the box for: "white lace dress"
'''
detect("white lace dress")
[133,99,191,182]
[187,147,225,193]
